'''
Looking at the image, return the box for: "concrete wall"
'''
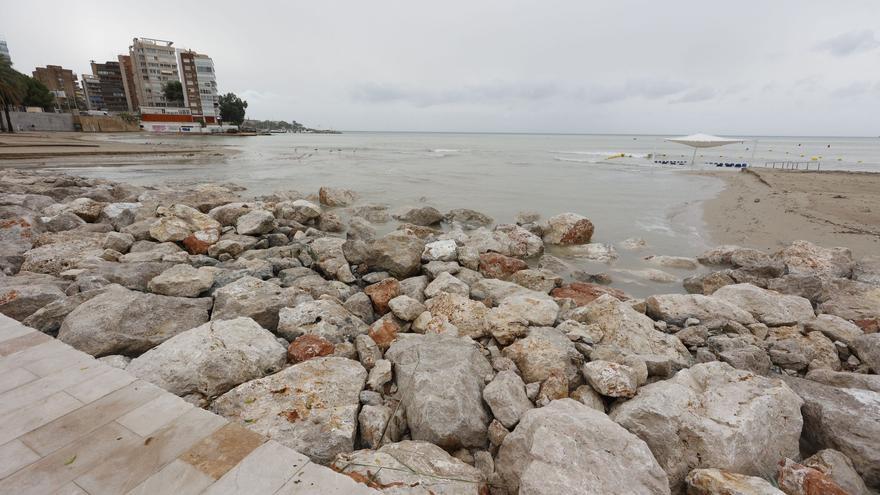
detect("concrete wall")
[75,115,141,132]
[8,112,74,132]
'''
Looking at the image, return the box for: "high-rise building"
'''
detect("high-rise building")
[0,37,10,64]
[128,37,180,109]
[81,74,104,111]
[33,65,82,111]
[178,50,219,123]
[89,61,128,112]
[117,54,138,112]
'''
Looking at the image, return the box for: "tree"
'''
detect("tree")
[21,77,54,110]
[162,80,184,107]
[219,92,247,126]
[0,56,23,132]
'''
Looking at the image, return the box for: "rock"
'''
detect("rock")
[308,236,354,282]
[618,268,679,284]
[99,202,140,230]
[565,243,618,262]
[581,360,641,398]
[287,334,336,363]
[713,284,815,326]
[76,259,172,292]
[685,469,784,495]
[206,234,259,258]
[783,376,880,487]
[644,255,699,270]
[805,369,880,393]
[147,264,214,297]
[851,333,880,373]
[551,282,628,307]
[497,399,670,495]
[777,458,849,495]
[0,281,66,321]
[803,449,872,495]
[385,334,493,450]
[235,209,276,235]
[102,232,134,253]
[98,354,131,369]
[20,233,104,275]
[357,403,404,448]
[816,279,880,328]
[393,206,443,226]
[127,317,286,404]
[318,186,356,207]
[421,239,457,262]
[571,295,692,376]
[852,255,880,286]
[510,268,561,294]
[346,216,375,241]
[537,369,569,405]
[775,240,853,278]
[717,345,773,375]
[65,197,105,222]
[275,199,321,223]
[804,314,865,347]
[766,325,840,372]
[332,441,487,494]
[343,291,375,324]
[388,295,426,321]
[211,356,366,464]
[368,232,425,278]
[207,202,257,226]
[368,318,400,351]
[496,292,559,328]
[366,359,392,391]
[22,286,111,333]
[503,326,583,384]
[277,299,368,344]
[611,362,804,492]
[363,278,399,315]
[58,285,212,357]
[482,369,534,428]
[445,208,494,228]
[478,252,528,280]
[684,271,737,295]
[646,293,756,328]
[424,292,488,338]
[213,275,309,329]
[570,384,605,411]
[149,204,221,247]
[464,224,544,259]
[424,271,470,298]
[542,212,595,245]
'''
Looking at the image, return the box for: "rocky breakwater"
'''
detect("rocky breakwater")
[1,168,878,495]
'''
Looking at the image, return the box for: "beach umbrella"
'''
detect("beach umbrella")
[665,133,744,165]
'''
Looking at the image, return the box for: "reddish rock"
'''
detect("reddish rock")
[479,252,528,280]
[368,318,400,351]
[364,278,400,315]
[777,458,849,495]
[551,282,629,307]
[854,319,879,333]
[287,334,335,363]
[543,213,595,245]
[183,232,213,255]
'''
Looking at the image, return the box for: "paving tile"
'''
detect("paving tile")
[0,421,141,495]
[275,462,380,495]
[24,346,94,377]
[53,482,89,494]
[0,366,38,395]
[179,422,266,480]
[0,339,71,374]
[76,407,226,495]
[0,439,40,479]
[0,331,52,357]
[125,458,215,495]
[0,315,35,343]
[116,393,193,437]
[21,380,164,456]
[0,391,83,446]
[65,365,137,404]
[0,360,106,416]
[202,440,310,495]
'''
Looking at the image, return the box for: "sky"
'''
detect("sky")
[3,1,879,135]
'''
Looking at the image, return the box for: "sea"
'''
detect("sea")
[60,132,880,297]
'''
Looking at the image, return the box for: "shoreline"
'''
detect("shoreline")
[697,168,880,258]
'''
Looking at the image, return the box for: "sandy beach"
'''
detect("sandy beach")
[700,168,880,258]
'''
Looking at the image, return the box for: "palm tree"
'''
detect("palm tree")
[0,57,24,133]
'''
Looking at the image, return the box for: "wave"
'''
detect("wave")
[551,150,649,158]
[431,148,468,153]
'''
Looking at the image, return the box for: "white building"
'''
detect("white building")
[128,37,181,109]
[178,50,220,123]
[0,37,10,64]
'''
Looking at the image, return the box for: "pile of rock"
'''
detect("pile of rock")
[1,168,877,495]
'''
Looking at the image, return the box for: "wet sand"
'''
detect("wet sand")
[699,168,880,258]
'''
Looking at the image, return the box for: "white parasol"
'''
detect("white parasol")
[665,133,744,165]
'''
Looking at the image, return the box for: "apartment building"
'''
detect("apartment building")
[0,37,10,64]
[33,65,82,110]
[90,61,129,112]
[117,54,139,111]
[178,50,219,123]
[81,74,104,110]
[128,37,180,108]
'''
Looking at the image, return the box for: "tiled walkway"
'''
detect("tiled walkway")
[0,314,377,495]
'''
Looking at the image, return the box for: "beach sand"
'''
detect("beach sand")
[699,168,880,258]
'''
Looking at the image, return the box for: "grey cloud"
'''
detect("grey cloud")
[351,81,560,107]
[830,81,879,98]
[586,79,689,104]
[670,87,716,104]
[815,29,880,56]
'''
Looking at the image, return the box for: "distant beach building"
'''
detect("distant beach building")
[178,50,220,124]
[86,60,129,112]
[81,74,104,111]
[127,37,181,109]
[117,54,139,112]
[33,65,83,111]
[0,37,10,64]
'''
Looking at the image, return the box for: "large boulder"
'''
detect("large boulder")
[685,469,784,495]
[20,233,104,275]
[57,285,212,356]
[332,441,487,494]
[424,292,489,338]
[385,334,493,450]
[542,213,595,245]
[782,376,880,488]
[497,399,670,495]
[318,186,356,207]
[802,449,872,495]
[22,286,112,334]
[235,209,276,235]
[309,236,354,282]
[572,294,691,376]
[0,280,66,321]
[211,276,310,331]
[503,326,583,384]
[127,317,286,404]
[147,263,214,297]
[276,299,368,343]
[149,204,221,244]
[463,225,544,259]
[775,240,853,278]
[816,279,880,329]
[393,206,443,226]
[367,232,425,278]
[482,369,534,429]
[211,356,366,464]
[765,325,840,372]
[646,293,756,328]
[610,362,804,492]
[805,368,880,393]
[76,259,173,291]
[852,333,880,373]
[713,283,815,326]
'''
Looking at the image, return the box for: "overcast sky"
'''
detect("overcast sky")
[3,1,879,135]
